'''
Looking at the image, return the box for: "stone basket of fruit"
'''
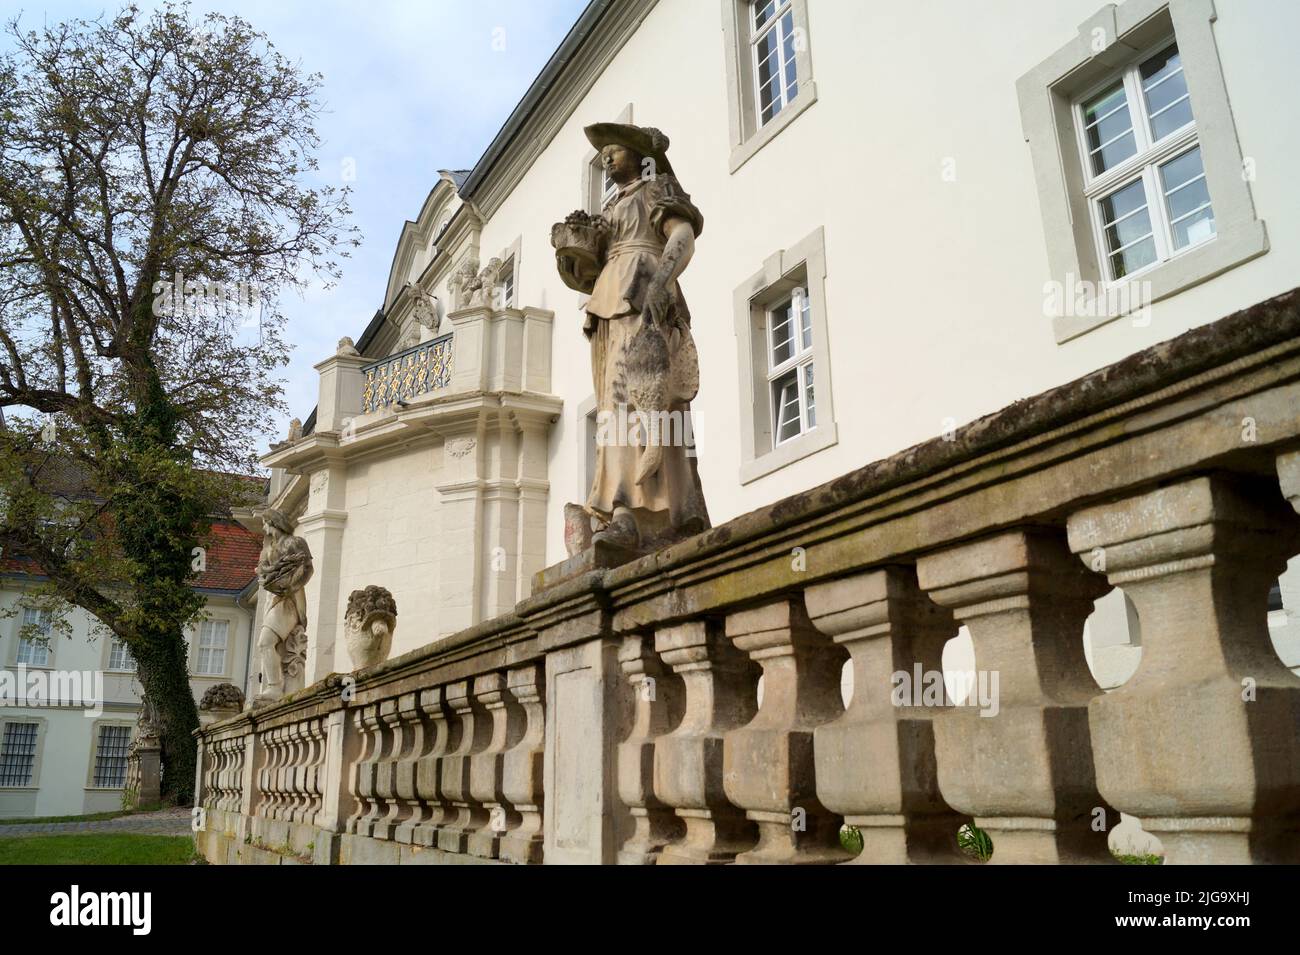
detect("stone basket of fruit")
[552,211,608,294]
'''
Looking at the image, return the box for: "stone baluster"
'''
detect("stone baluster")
[468,673,524,858]
[393,693,431,844]
[289,722,310,822]
[289,722,308,822]
[617,633,684,864]
[345,704,383,835]
[257,727,280,819]
[807,566,969,863]
[501,664,546,864]
[372,698,410,840]
[1068,475,1300,863]
[412,687,456,847]
[301,717,327,824]
[917,529,1114,863]
[218,737,238,812]
[654,620,758,864]
[723,599,850,864]
[436,679,492,852]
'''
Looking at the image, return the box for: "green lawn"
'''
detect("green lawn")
[0,834,198,865]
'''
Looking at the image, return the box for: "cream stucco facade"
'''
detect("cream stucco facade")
[0,582,255,818]
[261,0,1300,697]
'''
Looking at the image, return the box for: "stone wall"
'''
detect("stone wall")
[198,287,1300,864]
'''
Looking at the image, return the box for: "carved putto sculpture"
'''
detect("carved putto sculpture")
[254,507,314,703]
[448,258,483,311]
[552,123,709,557]
[343,585,398,670]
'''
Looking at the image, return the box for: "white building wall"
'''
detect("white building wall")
[466,0,1300,562]
[0,583,253,818]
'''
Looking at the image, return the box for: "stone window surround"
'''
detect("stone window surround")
[1017,0,1266,344]
[8,604,55,670]
[193,618,231,679]
[577,394,598,501]
[581,103,633,215]
[721,0,817,174]
[85,718,135,791]
[104,635,136,674]
[733,225,837,484]
[0,717,46,791]
[493,235,523,310]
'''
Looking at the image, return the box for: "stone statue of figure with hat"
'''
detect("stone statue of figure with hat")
[551,122,710,557]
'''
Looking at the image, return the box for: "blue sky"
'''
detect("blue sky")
[1,0,589,446]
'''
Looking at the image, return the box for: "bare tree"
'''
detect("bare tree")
[0,2,358,801]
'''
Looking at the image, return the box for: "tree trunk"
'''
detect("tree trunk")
[113,325,208,804]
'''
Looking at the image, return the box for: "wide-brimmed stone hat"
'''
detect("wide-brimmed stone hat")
[584,122,675,179]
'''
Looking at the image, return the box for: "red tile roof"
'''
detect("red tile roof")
[0,519,261,594]
[196,520,262,592]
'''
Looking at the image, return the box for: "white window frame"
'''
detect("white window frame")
[734,226,837,484]
[499,257,516,310]
[195,619,229,677]
[1073,37,1211,286]
[765,292,816,446]
[107,636,136,672]
[1017,0,1266,343]
[581,102,634,215]
[750,0,798,129]
[722,0,817,173]
[16,607,53,668]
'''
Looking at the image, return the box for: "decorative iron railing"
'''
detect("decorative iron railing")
[362,334,453,413]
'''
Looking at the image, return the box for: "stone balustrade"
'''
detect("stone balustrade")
[196,287,1300,864]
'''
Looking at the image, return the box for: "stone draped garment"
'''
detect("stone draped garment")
[584,174,710,540]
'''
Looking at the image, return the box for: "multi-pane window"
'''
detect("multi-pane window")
[195,620,229,677]
[1076,41,1214,281]
[16,608,52,667]
[497,258,516,309]
[751,0,798,127]
[766,290,815,446]
[108,637,135,672]
[0,722,38,787]
[600,166,618,209]
[93,724,131,788]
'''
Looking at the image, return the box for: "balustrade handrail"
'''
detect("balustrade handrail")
[197,286,1300,866]
[361,332,453,413]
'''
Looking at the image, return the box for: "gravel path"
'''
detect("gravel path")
[0,807,193,838]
